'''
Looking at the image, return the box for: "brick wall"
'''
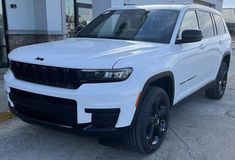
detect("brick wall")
[7,34,64,51]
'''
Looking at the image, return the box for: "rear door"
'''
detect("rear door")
[212,14,228,75]
[196,10,220,82]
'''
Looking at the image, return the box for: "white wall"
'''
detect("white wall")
[124,0,179,5]
[45,0,63,33]
[111,0,125,7]
[6,0,35,31]
[93,0,223,19]
[34,0,47,31]
[207,0,223,12]
[125,0,223,12]
[6,0,65,34]
[93,0,111,18]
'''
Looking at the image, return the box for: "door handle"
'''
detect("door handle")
[199,44,206,50]
[219,40,223,44]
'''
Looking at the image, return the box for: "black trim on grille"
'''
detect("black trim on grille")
[10,61,84,89]
[10,88,77,127]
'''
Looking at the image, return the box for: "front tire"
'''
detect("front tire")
[205,62,228,99]
[125,87,170,153]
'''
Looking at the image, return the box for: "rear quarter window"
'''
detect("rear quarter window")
[214,14,226,35]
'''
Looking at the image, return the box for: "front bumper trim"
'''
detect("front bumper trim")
[9,105,131,136]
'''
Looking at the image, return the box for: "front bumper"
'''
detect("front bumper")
[9,104,131,136]
[4,70,140,131]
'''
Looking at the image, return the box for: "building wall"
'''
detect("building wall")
[45,0,64,34]
[125,0,223,11]
[4,0,224,51]
[93,0,111,18]
[6,0,36,31]
[5,0,66,51]
[34,0,47,31]
[93,0,223,19]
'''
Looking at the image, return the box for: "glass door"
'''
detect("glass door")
[75,0,92,28]
[0,0,8,67]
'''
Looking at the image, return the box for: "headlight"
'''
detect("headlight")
[81,68,133,82]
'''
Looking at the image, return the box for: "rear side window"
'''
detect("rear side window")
[197,11,214,38]
[214,14,226,35]
[178,10,199,39]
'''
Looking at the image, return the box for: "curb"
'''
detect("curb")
[0,112,14,122]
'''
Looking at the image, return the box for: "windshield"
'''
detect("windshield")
[76,9,180,43]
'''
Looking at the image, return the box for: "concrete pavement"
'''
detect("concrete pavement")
[0,75,8,112]
[0,67,8,112]
[0,52,234,160]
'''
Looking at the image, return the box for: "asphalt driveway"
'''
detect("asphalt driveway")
[0,51,234,160]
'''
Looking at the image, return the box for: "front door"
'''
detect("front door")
[174,10,206,102]
[0,0,8,67]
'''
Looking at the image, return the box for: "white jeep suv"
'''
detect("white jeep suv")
[4,4,231,153]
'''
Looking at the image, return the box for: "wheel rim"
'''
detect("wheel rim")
[146,100,168,146]
[219,66,228,95]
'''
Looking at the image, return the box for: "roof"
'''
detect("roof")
[110,3,222,15]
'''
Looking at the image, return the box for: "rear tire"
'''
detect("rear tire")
[205,62,228,99]
[125,87,170,153]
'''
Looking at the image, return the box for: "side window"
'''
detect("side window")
[178,10,199,39]
[214,14,226,35]
[197,11,214,38]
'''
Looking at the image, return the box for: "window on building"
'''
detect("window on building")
[197,11,214,38]
[214,14,226,35]
[77,0,92,4]
[178,10,199,40]
[65,0,93,37]
[0,0,8,67]
[65,0,75,36]
[75,0,93,28]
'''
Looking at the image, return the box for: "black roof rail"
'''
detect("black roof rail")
[124,3,136,6]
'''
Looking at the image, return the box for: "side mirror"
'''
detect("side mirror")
[180,29,203,43]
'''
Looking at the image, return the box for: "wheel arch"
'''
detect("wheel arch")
[138,71,175,108]
[130,71,175,129]
[222,51,231,68]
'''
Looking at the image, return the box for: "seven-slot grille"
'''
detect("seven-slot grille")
[10,61,83,89]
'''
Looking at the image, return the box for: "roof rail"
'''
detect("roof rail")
[124,3,136,6]
[184,2,193,5]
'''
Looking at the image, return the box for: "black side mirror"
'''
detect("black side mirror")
[180,29,203,43]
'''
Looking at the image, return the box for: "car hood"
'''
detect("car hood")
[9,38,165,69]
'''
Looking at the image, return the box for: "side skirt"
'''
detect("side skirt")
[172,80,216,109]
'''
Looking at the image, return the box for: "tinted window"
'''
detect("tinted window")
[198,11,214,38]
[77,9,180,43]
[178,10,199,39]
[214,14,226,35]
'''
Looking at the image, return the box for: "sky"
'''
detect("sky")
[223,0,235,8]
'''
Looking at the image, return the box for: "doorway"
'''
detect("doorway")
[0,0,8,67]
[75,1,92,28]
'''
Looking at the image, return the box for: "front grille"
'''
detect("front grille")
[10,88,77,126]
[10,61,84,89]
